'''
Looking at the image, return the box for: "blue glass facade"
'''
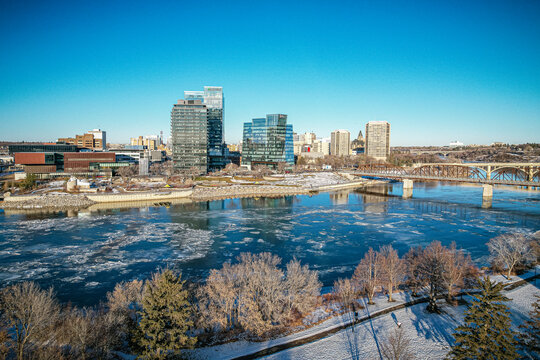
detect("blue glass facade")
[242,114,294,168]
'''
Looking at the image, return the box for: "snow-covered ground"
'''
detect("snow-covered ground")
[273,173,349,187]
[188,268,540,360]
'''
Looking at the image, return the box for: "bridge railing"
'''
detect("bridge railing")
[353,171,539,186]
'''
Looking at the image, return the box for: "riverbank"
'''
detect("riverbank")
[188,267,540,360]
[0,173,381,210]
[0,193,95,210]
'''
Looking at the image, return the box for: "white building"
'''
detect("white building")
[331,130,351,156]
[365,121,390,160]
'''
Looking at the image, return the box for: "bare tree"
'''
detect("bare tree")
[62,307,96,360]
[107,279,144,314]
[276,162,287,174]
[380,327,415,360]
[283,258,321,320]
[198,253,320,338]
[0,329,10,360]
[0,282,59,360]
[334,278,361,360]
[197,263,239,331]
[235,252,285,336]
[333,278,358,314]
[106,279,144,348]
[403,246,425,297]
[418,241,447,312]
[116,164,138,178]
[488,233,534,279]
[353,248,380,305]
[378,245,404,302]
[252,165,272,177]
[441,242,473,304]
[224,162,239,176]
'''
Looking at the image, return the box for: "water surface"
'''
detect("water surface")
[1,182,539,305]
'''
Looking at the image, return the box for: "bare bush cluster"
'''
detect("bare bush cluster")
[197,253,321,338]
[488,232,537,279]
[339,242,476,313]
[0,278,165,360]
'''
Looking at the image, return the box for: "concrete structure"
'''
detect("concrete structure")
[482,184,493,198]
[331,130,351,156]
[402,179,413,198]
[139,158,149,176]
[242,114,294,169]
[365,121,390,160]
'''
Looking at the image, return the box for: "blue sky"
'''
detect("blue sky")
[1,0,539,146]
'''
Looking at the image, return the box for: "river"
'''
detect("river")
[1,182,539,305]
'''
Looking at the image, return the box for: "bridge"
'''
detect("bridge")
[353,163,540,186]
[351,163,540,205]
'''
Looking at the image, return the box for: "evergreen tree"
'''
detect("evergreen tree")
[519,295,540,359]
[137,270,196,359]
[447,277,517,360]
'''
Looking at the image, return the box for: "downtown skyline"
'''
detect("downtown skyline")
[1,0,539,146]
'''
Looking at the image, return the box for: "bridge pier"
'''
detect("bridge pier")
[402,179,413,199]
[482,184,493,208]
[482,184,493,198]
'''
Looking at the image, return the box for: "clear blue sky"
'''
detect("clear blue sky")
[1,0,539,146]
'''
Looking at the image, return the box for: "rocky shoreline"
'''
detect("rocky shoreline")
[191,184,310,201]
[1,178,380,211]
[0,193,96,210]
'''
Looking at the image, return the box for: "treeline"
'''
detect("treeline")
[0,233,538,359]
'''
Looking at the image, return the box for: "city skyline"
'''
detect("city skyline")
[1,1,539,145]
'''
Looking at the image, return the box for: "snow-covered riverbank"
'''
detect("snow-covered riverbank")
[188,268,540,360]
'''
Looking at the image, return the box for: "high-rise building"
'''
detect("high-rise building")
[365,121,390,160]
[170,99,208,173]
[330,130,351,156]
[242,114,294,169]
[185,86,224,171]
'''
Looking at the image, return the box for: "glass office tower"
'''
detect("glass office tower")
[170,99,208,173]
[184,86,225,171]
[242,114,294,168]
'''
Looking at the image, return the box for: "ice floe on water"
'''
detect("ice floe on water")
[1,184,539,305]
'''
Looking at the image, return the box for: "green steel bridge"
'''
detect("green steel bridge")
[352,162,540,187]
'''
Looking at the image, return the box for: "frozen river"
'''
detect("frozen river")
[1,182,539,305]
